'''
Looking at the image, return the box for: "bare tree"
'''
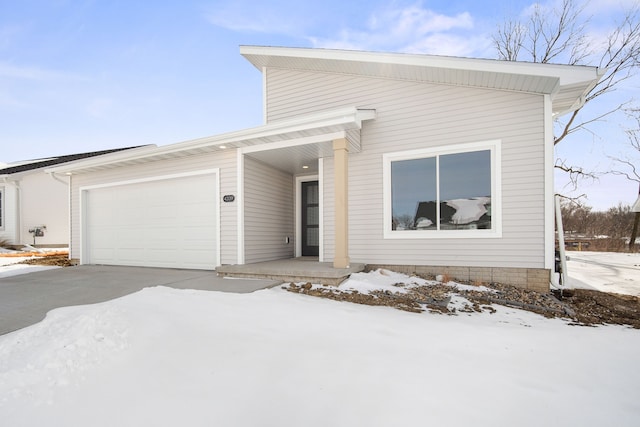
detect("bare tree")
[493,0,640,188]
[560,199,592,235]
[611,113,640,249]
[559,198,635,251]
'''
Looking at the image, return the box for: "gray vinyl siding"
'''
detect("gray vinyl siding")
[266,68,546,268]
[69,150,237,265]
[243,156,294,263]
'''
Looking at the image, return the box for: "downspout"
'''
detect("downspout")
[49,171,68,186]
[2,176,22,244]
[49,172,71,255]
[543,94,555,281]
[555,195,568,289]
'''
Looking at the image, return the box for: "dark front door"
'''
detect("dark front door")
[301,181,319,256]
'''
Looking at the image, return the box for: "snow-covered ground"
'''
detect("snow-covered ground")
[0,263,60,279]
[0,247,66,277]
[0,256,60,278]
[1,265,639,426]
[566,251,640,296]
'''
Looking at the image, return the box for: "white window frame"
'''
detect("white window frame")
[383,140,502,239]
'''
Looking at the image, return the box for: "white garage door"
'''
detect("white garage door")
[84,172,218,269]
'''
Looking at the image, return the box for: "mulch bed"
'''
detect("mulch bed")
[286,276,640,329]
[558,289,640,329]
[16,254,76,267]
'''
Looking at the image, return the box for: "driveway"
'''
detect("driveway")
[0,265,280,336]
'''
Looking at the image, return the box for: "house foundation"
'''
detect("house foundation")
[365,264,550,293]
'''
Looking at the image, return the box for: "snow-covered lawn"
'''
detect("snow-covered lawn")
[0,262,60,278]
[566,251,640,296]
[1,269,639,426]
[0,247,64,278]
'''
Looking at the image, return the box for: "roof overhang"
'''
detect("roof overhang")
[240,45,603,117]
[46,107,376,175]
[632,194,640,213]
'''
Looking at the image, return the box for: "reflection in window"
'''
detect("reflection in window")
[391,157,435,230]
[391,150,492,231]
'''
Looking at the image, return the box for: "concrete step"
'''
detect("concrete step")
[216,258,365,286]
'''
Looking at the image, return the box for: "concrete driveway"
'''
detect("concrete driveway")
[0,265,280,336]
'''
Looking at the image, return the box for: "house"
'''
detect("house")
[46,46,602,291]
[0,148,145,247]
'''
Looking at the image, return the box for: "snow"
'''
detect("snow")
[415,217,433,228]
[566,251,640,296]
[340,269,494,294]
[0,247,67,276]
[446,197,490,224]
[0,251,62,277]
[0,264,60,278]
[338,269,429,294]
[0,256,33,266]
[1,255,639,425]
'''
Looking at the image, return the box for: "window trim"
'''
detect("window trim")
[383,140,502,239]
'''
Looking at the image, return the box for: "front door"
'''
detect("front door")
[301,181,319,256]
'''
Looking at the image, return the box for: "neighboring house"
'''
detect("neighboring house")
[0,148,145,247]
[46,46,602,290]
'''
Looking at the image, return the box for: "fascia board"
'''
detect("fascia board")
[240,45,600,88]
[45,107,375,173]
[157,106,369,150]
[45,145,159,174]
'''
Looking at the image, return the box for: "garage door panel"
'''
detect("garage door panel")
[85,173,218,270]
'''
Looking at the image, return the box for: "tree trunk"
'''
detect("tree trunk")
[630,212,640,251]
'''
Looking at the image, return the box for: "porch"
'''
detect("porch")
[216,257,366,286]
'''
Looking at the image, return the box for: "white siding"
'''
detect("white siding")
[70,150,238,264]
[266,68,546,268]
[20,172,69,246]
[0,173,69,246]
[243,156,294,263]
[0,184,17,244]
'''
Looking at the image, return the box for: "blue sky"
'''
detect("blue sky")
[1,0,638,210]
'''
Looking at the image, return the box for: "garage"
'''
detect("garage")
[82,171,219,270]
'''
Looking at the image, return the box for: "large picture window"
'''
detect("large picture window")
[383,141,501,238]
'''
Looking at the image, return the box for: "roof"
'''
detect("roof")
[240,45,604,116]
[45,46,603,175]
[46,107,375,175]
[0,147,147,176]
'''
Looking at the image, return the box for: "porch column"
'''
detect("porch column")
[333,137,350,268]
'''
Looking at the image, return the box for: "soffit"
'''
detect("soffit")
[245,141,335,175]
[241,46,602,115]
[46,108,375,175]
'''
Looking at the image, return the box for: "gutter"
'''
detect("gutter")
[553,67,606,118]
[49,171,68,185]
